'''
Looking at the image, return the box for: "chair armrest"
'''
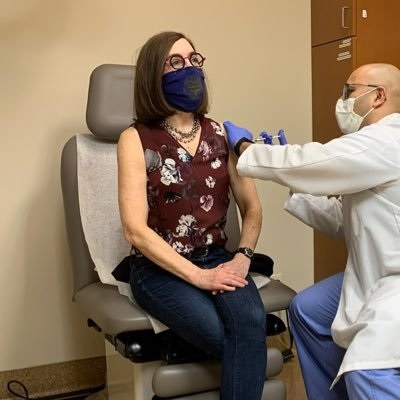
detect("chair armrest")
[75,282,152,334]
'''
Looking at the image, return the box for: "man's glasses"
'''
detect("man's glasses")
[342,83,379,100]
[165,52,205,70]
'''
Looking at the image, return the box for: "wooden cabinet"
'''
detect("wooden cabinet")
[355,1,400,66]
[311,0,400,282]
[312,0,356,46]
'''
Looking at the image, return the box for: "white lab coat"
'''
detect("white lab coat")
[237,113,400,382]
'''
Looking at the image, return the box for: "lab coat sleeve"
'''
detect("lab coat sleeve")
[284,192,344,239]
[237,130,400,196]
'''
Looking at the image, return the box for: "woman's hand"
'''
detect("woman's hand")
[208,253,251,295]
[220,253,251,279]
[194,264,248,293]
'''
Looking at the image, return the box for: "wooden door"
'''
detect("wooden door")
[312,38,356,143]
[311,0,356,282]
[312,38,355,281]
[355,0,400,67]
[311,0,356,46]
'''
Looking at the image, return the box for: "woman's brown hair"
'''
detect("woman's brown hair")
[134,31,209,124]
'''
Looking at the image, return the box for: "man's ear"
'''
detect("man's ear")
[374,86,387,107]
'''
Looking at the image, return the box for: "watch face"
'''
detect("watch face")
[238,247,253,258]
[244,248,253,257]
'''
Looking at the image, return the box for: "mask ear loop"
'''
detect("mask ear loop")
[355,87,380,118]
[360,105,375,119]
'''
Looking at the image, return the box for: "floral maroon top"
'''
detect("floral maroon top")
[135,116,231,255]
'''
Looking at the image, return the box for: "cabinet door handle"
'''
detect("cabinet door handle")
[342,6,350,29]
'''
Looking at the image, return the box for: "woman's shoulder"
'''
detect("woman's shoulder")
[119,120,158,140]
[119,125,138,140]
[200,116,225,138]
[118,126,141,151]
[201,115,221,127]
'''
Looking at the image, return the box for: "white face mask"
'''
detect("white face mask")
[335,87,377,134]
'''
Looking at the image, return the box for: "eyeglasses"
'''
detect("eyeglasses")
[165,52,206,70]
[342,83,379,100]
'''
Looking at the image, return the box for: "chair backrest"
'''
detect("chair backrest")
[86,64,135,140]
[61,64,241,298]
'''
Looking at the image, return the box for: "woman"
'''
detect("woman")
[117,31,266,399]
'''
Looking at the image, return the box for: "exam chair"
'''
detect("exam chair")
[60,64,297,400]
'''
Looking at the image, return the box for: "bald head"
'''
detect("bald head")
[350,63,400,113]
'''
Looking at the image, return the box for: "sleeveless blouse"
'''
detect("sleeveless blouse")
[135,116,231,254]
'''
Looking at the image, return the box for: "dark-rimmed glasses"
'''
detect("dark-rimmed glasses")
[165,52,205,70]
[342,83,379,100]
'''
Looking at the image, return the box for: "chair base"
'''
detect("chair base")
[105,340,286,400]
[152,379,285,400]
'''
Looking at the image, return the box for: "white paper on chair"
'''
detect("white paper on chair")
[252,275,271,289]
[76,134,167,332]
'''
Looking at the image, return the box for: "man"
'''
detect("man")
[223,63,400,399]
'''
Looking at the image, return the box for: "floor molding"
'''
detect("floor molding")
[0,357,106,400]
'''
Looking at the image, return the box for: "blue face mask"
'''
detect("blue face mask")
[162,66,205,112]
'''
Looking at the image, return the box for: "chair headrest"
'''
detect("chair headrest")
[86,64,136,141]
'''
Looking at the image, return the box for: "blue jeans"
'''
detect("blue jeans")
[130,247,267,400]
[289,272,400,400]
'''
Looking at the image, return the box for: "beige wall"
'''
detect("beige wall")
[0,0,312,371]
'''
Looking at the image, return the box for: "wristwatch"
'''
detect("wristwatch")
[235,247,254,260]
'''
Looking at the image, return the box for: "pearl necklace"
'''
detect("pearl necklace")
[161,116,200,144]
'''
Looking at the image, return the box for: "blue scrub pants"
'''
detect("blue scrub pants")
[289,272,400,400]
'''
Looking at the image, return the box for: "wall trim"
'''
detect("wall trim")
[0,357,105,400]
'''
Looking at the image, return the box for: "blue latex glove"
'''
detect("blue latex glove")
[277,129,287,145]
[259,131,273,144]
[258,129,287,145]
[223,121,254,150]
